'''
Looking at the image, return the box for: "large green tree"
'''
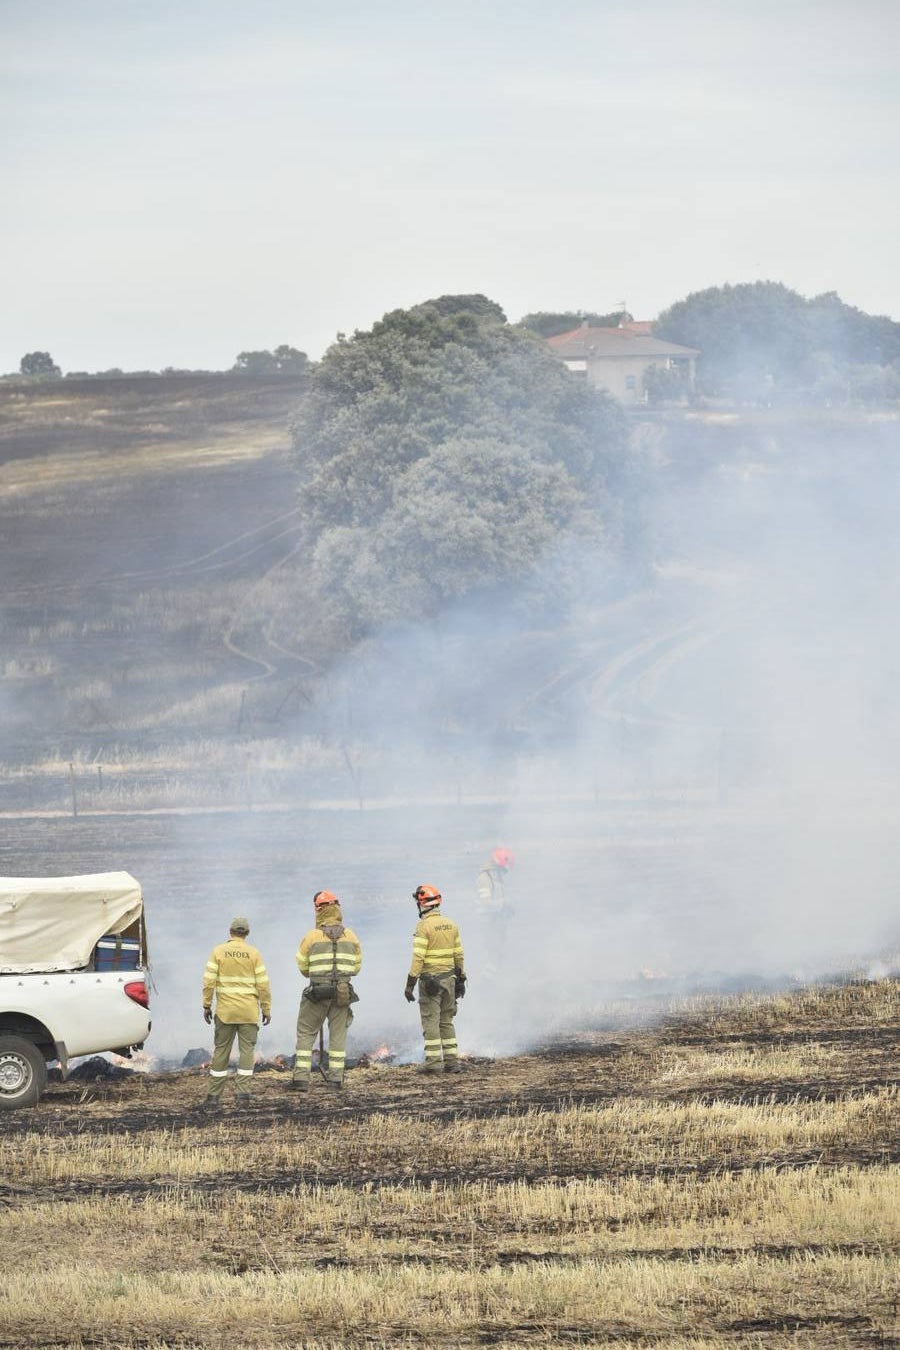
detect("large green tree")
[292,295,631,642]
[19,351,61,378]
[656,282,900,402]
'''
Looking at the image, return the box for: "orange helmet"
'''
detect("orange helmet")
[413,884,442,914]
[492,847,514,869]
[313,890,339,909]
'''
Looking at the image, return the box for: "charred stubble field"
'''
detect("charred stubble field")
[0,980,898,1349]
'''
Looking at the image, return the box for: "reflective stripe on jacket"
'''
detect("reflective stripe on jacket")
[202,937,272,1024]
[409,912,465,978]
[296,924,362,984]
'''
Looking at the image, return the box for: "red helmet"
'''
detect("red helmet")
[313,890,339,909]
[413,884,442,913]
[492,847,514,869]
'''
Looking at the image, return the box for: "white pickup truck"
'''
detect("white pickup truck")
[0,872,152,1110]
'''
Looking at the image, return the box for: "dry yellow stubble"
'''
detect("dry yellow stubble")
[3,1168,898,1273]
[4,1088,896,1186]
[1,1252,897,1345]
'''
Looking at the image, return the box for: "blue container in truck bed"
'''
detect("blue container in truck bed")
[94,935,141,971]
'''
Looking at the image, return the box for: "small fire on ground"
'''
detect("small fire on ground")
[174,1044,400,1072]
[109,1049,157,1073]
[355,1043,396,1068]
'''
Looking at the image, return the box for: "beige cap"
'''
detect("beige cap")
[229,916,250,934]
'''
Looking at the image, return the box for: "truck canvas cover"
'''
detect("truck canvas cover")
[0,872,143,974]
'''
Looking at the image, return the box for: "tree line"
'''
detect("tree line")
[655,281,900,404]
[11,281,900,407]
[7,345,310,381]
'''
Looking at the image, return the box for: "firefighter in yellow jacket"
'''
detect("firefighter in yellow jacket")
[292,891,362,1092]
[201,916,271,1111]
[404,884,466,1073]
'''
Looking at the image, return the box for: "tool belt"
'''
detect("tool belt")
[419,973,446,996]
[306,979,358,1006]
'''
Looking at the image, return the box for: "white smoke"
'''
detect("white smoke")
[462,414,900,1051]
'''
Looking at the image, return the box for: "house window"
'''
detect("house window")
[625,375,636,390]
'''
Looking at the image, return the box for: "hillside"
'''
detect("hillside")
[0,373,306,463]
[0,375,311,780]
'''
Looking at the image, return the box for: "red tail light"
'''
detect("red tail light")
[124,981,150,1008]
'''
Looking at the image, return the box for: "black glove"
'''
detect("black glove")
[455,971,467,999]
[262,1013,271,1026]
[203,1007,213,1025]
[404,976,417,1003]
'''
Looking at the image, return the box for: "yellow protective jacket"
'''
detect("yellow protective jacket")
[476,862,509,910]
[296,919,362,986]
[202,937,272,1024]
[409,911,465,978]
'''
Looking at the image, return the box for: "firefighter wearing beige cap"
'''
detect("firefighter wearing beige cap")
[201,917,271,1111]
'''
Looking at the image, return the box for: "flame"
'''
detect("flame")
[108,1049,158,1073]
[253,1052,292,1071]
[356,1042,396,1067]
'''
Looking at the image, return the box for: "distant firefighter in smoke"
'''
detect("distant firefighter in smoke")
[476,846,515,913]
[200,916,272,1112]
[404,884,466,1074]
[292,890,362,1092]
[477,847,514,972]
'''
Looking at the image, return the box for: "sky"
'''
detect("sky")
[3,0,899,373]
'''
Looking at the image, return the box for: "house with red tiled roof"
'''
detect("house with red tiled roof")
[547,323,699,405]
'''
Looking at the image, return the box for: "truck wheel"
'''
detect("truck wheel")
[0,1035,48,1110]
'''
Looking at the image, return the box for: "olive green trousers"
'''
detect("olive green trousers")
[208,1017,258,1097]
[294,992,353,1085]
[417,971,458,1072]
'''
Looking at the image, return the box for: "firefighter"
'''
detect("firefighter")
[476,846,514,913]
[201,916,271,1112]
[404,884,466,1073]
[292,890,362,1092]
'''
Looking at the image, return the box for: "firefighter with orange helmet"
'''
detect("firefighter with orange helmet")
[477,846,515,912]
[404,884,466,1073]
[292,890,362,1092]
